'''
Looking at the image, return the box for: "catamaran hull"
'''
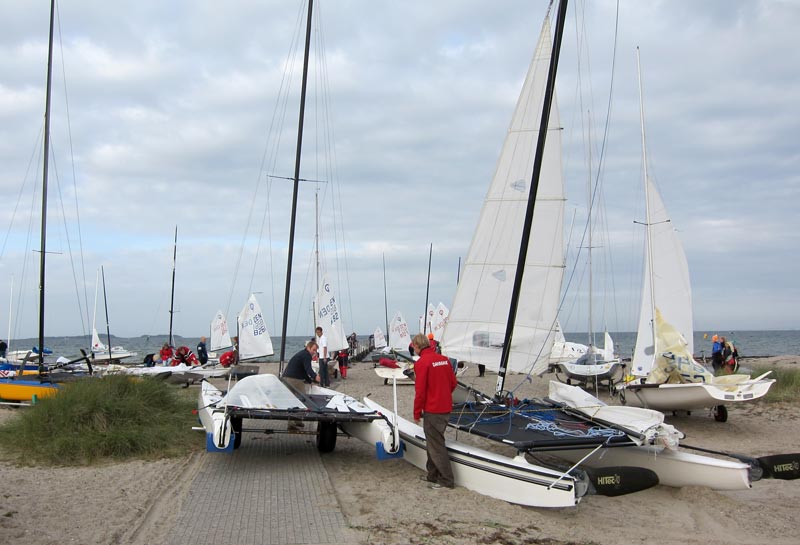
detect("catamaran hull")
[548,445,751,490]
[619,380,774,411]
[0,379,60,402]
[551,361,623,384]
[344,397,582,508]
[198,380,234,452]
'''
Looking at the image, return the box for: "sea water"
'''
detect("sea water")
[5,330,798,362]
[562,330,800,360]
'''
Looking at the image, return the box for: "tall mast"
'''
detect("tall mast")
[636,47,657,367]
[382,253,389,338]
[423,243,432,333]
[37,0,56,371]
[101,266,113,360]
[495,0,568,398]
[587,110,593,349]
[279,0,314,371]
[168,225,177,346]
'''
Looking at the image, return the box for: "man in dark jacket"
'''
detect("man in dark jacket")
[196,336,209,365]
[282,341,319,394]
[412,333,457,489]
[281,341,320,432]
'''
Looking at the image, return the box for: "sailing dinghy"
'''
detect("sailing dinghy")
[615,50,774,421]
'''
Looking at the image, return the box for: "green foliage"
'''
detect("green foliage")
[751,366,800,403]
[0,375,202,465]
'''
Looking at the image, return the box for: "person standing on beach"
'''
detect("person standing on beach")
[412,332,457,490]
[315,326,330,387]
[0,339,7,359]
[711,335,723,372]
[196,336,209,365]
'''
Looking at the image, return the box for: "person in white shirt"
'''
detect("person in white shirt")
[315,326,330,387]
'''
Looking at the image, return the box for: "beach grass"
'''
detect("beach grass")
[0,375,202,465]
[750,365,800,403]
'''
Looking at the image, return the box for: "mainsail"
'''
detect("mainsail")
[210,309,232,352]
[631,175,693,377]
[314,273,348,351]
[373,327,387,349]
[441,17,565,375]
[431,302,449,341]
[388,311,411,351]
[238,294,274,360]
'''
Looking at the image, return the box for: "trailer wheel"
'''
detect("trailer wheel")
[316,422,337,453]
[231,416,243,449]
[713,405,728,423]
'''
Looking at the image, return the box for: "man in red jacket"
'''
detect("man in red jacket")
[412,332,457,489]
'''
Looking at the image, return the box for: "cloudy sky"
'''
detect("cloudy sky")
[0,0,797,342]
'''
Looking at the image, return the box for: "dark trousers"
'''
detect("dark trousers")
[422,412,454,488]
[318,358,329,386]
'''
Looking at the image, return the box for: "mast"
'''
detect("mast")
[279,0,314,371]
[423,243,432,333]
[636,47,657,368]
[6,277,13,356]
[168,225,177,347]
[495,0,568,398]
[101,266,112,361]
[586,110,593,350]
[37,0,56,371]
[382,253,389,338]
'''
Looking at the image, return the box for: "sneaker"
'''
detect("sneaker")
[419,475,433,483]
[427,482,443,489]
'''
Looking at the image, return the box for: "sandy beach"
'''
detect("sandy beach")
[1,355,798,545]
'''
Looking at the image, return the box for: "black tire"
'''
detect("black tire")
[566,378,572,385]
[316,421,337,453]
[713,405,728,423]
[231,416,243,449]
[383,378,388,385]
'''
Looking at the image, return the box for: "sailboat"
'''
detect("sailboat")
[615,49,774,422]
[374,311,415,384]
[198,0,391,455]
[89,269,136,364]
[0,0,77,402]
[355,5,800,501]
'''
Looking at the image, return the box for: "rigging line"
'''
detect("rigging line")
[1,126,44,261]
[225,1,306,321]
[55,0,90,338]
[50,146,89,336]
[556,0,620,325]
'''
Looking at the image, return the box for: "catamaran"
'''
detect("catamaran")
[615,49,775,422]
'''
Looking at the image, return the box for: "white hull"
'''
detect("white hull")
[198,380,233,451]
[548,445,751,490]
[552,360,623,382]
[619,378,774,411]
[343,397,581,508]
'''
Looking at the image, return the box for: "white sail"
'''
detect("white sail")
[237,294,274,360]
[91,328,106,351]
[425,303,435,334]
[388,311,411,350]
[210,310,232,352]
[373,327,387,349]
[631,175,693,377]
[314,273,348,352]
[441,16,565,376]
[431,302,449,341]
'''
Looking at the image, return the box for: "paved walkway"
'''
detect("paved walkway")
[164,422,361,545]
